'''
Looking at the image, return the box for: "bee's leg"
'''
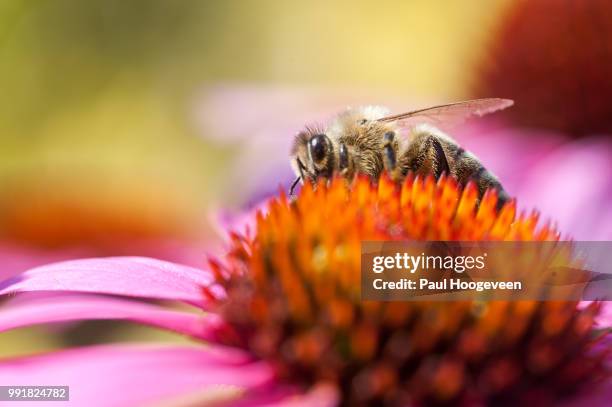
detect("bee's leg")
[289,158,307,196]
[338,142,350,176]
[496,189,510,211]
[427,137,450,179]
[382,131,400,181]
[396,134,451,183]
[289,176,301,196]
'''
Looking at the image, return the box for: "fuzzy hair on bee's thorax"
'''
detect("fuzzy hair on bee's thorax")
[325,106,401,179]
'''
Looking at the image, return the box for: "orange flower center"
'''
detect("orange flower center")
[211,175,606,406]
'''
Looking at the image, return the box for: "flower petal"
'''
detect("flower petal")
[0,294,222,340]
[271,384,339,407]
[559,328,612,407]
[597,301,612,327]
[560,383,612,407]
[0,257,223,307]
[210,202,268,248]
[226,383,339,407]
[0,344,275,407]
[513,139,612,240]
[0,241,93,281]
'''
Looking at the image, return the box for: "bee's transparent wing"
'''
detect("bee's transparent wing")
[378,98,513,131]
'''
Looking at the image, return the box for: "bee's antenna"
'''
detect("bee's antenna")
[289,176,301,196]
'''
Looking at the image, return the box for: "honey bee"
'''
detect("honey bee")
[290,98,513,208]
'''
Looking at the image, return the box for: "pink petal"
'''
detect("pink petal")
[228,383,339,407]
[593,301,612,328]
[0,294,223,340]
[210,202,268,249]
[512,139,612,240]
[0,241,94,281]
[0,238,210,282]
[0,257,223,307]
[578,301,612,328]
[560,383,612,407]
[453,123,566,195]
[560,335,612,407]
[0,344,275,407]
[272,383,339,407]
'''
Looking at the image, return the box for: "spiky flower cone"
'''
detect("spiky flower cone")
[210,175,608,406]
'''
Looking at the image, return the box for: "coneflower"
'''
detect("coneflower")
[212,175,607,406]
[0,175,609,406]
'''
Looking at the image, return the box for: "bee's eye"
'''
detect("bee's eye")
[308,134,329,164]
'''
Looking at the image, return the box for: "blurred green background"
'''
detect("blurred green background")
[0,0,511,355]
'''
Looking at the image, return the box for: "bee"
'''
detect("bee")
[290,98,513,208]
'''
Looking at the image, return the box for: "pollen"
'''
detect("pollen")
[211,174,608,406]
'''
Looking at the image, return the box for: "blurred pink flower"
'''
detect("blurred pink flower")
[199,85,612,240]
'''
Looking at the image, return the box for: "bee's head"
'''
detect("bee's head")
[290,129,335,193]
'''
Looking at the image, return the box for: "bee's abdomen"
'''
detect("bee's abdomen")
[448,148,507,208]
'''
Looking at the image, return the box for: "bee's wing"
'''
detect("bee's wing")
[378,98,513,131]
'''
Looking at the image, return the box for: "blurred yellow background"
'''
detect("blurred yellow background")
[0,0,511,355]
